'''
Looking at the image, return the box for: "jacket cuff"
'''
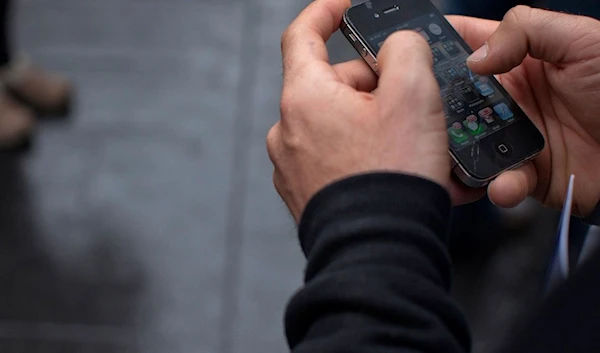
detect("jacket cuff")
[298,173,452,256]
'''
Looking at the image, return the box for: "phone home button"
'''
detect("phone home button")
[494,141,513,157]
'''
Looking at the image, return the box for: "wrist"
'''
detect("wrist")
[298,172,452,256]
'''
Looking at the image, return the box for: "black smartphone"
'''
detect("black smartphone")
[341,0,545,187]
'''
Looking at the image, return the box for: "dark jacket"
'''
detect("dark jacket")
[285,173,600,353]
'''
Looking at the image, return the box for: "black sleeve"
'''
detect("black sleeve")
[284,173,471,353]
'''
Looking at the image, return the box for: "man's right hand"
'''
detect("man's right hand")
[449,6,600,217]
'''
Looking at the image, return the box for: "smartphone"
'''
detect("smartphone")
[341,0,545,187]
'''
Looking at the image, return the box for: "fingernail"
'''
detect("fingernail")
[468,42,488,63]
[487,183,498,206]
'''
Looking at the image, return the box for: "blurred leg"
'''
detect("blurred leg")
[0,0,36,153]
[0,0,73,118]
[0,0,11,66]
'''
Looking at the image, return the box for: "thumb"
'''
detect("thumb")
[376,30,440,114]
[488,161,538,208]
[466,6,599,74]
[375,31,449,189]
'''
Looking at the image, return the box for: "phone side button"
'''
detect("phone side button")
[364,52,379,74]
[360,47,368,57]
[349,33,357,42]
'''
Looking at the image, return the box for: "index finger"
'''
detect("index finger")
[281,0,351,79]
[468,6,600,74]
[446,15,499,51]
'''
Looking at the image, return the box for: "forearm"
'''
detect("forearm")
[285,173,470,353]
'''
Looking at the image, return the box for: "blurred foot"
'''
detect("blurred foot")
[1,55,73,117]
[0,87,35,153]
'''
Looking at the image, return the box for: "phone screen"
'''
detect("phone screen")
[364,13,519,152]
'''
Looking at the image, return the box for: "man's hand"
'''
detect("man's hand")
[449,7,600,217]
[267,0,479,222]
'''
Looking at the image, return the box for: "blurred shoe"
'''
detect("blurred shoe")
[1,55,73,118]
[0,86,35,154]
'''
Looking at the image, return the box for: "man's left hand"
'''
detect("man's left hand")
[268,0,484,222]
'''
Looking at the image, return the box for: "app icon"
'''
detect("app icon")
[459,62,474,78]
[448,122,468,143]
[435,74,446,88]
[443,67,460,81]
[415,27,431,42]
[494,103,514,120]
[483,115,495,124]
[444,94,464,111]
[479,107,497,125]
[431,47,446,64]
[463,115,486,135]
[458,85,480,103]
[478,107,493,118]
[442,41,460,56]
[474,81,494,96]
[428,23,443,36]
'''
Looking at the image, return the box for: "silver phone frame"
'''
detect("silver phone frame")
[340,13,540,188]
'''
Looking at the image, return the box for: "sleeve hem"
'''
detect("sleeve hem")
[298,173,452,256]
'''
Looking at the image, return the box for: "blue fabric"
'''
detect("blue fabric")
[443,0,600,19]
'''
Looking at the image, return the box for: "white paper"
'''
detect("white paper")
[546,174,575,292]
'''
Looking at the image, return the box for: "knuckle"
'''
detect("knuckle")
[280,27,290,49]
[505,5,531,24]
[272,170,285,197]
[270,102,303,154]
[281,25,300,51]
[279,89,296,118]
[266,124,280,159]
[281,130,302,151]
[272,171,278,190]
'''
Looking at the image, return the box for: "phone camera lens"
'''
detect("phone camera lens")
[374,13,380,18]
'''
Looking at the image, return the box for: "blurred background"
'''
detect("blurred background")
[0,0,597,352]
